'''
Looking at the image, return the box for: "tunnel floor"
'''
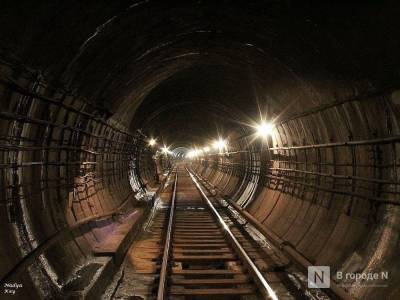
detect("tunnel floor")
[102,165,333,300]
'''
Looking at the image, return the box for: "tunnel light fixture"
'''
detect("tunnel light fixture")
[187,150,193,158]
[187,148,203,159]
[256,121,274,137]
[148,138,156,147]
[161,146,170,154]
[212,138,227,152]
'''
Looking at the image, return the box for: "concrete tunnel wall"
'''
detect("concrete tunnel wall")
[0,66,159,298]
[0,1,400,299]
[190,96,400,299]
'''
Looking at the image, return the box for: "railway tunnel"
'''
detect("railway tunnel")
[0,1,400,299]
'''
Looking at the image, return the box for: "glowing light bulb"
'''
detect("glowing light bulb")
[186,149,197,159]
[148,138,156,146]
[161,146,170,154]
[256,121,274,137]
[212,138,227,151]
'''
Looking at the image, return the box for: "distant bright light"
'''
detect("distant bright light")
[186,148,202,159]
[148,138,156,146]
[203,146,210,153]
[161,146,170,154]
[256,121,274,137]
[212,138,227,151]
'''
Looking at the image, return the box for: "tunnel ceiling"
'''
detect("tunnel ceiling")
[131,64,259,146]
[1,1,400,146]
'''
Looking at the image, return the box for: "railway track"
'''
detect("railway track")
[157,167,279,300]
[110,165,330,299]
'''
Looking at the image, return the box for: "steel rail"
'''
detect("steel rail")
[187,168,278,300]
[157,170,178,300]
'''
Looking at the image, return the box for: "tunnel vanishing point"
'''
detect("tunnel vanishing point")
[0,1,400,300]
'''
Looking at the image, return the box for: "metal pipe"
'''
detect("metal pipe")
[0,111,136,147]
[200,135,400,156]
[264,173,400,205]
[275,90,393,126]
[269,135,400,150]
[198,164,400,204]
[0,77,135,137]
[270,167,399,185]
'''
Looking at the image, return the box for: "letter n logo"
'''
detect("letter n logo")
[308,266,330,288]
